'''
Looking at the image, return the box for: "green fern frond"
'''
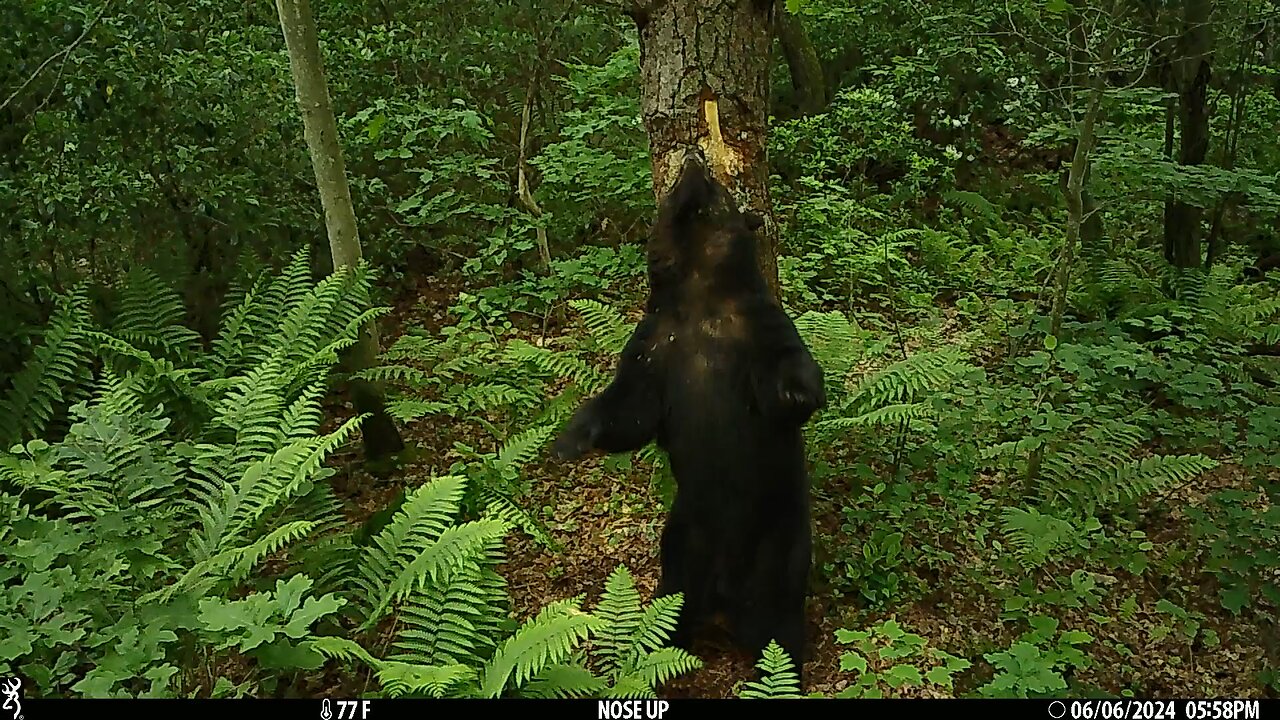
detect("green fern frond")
[523,665,610,699]
[817,402,931,430]
[152,519,320,603]
[794,310,863,382]
[0,289,94,446]
[479,599,602,698]
[381,333,441,363]
[625,647,702,690]
[981,436,1044,460]
[1046,453,1218,511]
[604,675,654,699]
[391,561,509,667]
[383,519,510,609]
[90,332,208,407]
[739,641,802,699]
[634,594,684,652]
[456,382,541,413]
[376,661,473,698]
[309,636,383,668]
[204,417,363,553]
[942,189,1000,222]
[504,340,599,386]
[1000,507,1082,569]
[386,399,455,421]
[110,267,201,362]
[354,364,432,385]
[593,566,645,676]
[848,349,972,409]
[569,299,635,354]
[354,475,468,621]
[207,272,270,377]
[480,487,558,549]
[278,383,327,439]
[495,424,555,473]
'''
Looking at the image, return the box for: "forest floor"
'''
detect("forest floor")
[321,274,1275,699]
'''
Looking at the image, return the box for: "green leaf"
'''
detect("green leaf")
[1059,630,1093,646]
[925,665,958,687]
[878,618,904,640]
[839,651,869,673]
[884,664,923,687]
[835,628,868,644]
[283,594,347,638]
[1219,585,1250,614]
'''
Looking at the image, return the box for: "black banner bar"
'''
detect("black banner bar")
[13,698,1280,720]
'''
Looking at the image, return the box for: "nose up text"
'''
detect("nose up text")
[597,700,669,719]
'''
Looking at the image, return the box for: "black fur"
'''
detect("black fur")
[554,158,824,683]
[1243,252,1280,281]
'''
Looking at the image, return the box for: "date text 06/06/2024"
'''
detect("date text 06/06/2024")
[1049,700,1261,720]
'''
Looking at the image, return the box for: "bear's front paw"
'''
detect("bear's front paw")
[777,356,826,422]
[552,409,602,461]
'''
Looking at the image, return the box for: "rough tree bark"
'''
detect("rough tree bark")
[632,0,782,296]
[776,4,826,117]
[1163,0,1213,268]
[275,0,405,462]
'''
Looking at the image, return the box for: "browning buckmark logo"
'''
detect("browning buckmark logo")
[1,677,21,720]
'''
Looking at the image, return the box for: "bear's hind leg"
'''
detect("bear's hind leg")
[731,528,810,688]
[656,508,712,653]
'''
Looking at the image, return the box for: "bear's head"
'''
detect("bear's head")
[647,157,766,294]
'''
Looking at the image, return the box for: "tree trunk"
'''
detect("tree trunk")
[1067,4,1104,284]
[776,5,826,117]
[275,0,405,463]
[1205,8,1259,269]
[1163,0,1213,269]
[633,0,782,296]
[1028,1,1106,487]
[1053,90,1102,340]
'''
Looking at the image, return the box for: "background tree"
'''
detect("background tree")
[1163,0,1215,268]
[776,4,827,118]
[275,0,404,462]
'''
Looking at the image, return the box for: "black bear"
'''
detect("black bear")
[553,157,825,683]
[1243,252,1280,281]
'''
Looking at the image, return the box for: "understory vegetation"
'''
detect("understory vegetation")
[2,0,1278,700]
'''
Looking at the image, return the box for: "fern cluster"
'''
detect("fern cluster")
[0,252,381,696]
[316,530,700,699]
[0,254,701,701]
[360,299,642,537]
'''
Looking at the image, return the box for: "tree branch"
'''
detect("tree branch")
[516,75,551,270]
[1,1,114,115]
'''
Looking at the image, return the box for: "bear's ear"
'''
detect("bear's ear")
[743,212,765,231]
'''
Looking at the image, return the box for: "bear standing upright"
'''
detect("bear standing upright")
[554,157,825,683]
